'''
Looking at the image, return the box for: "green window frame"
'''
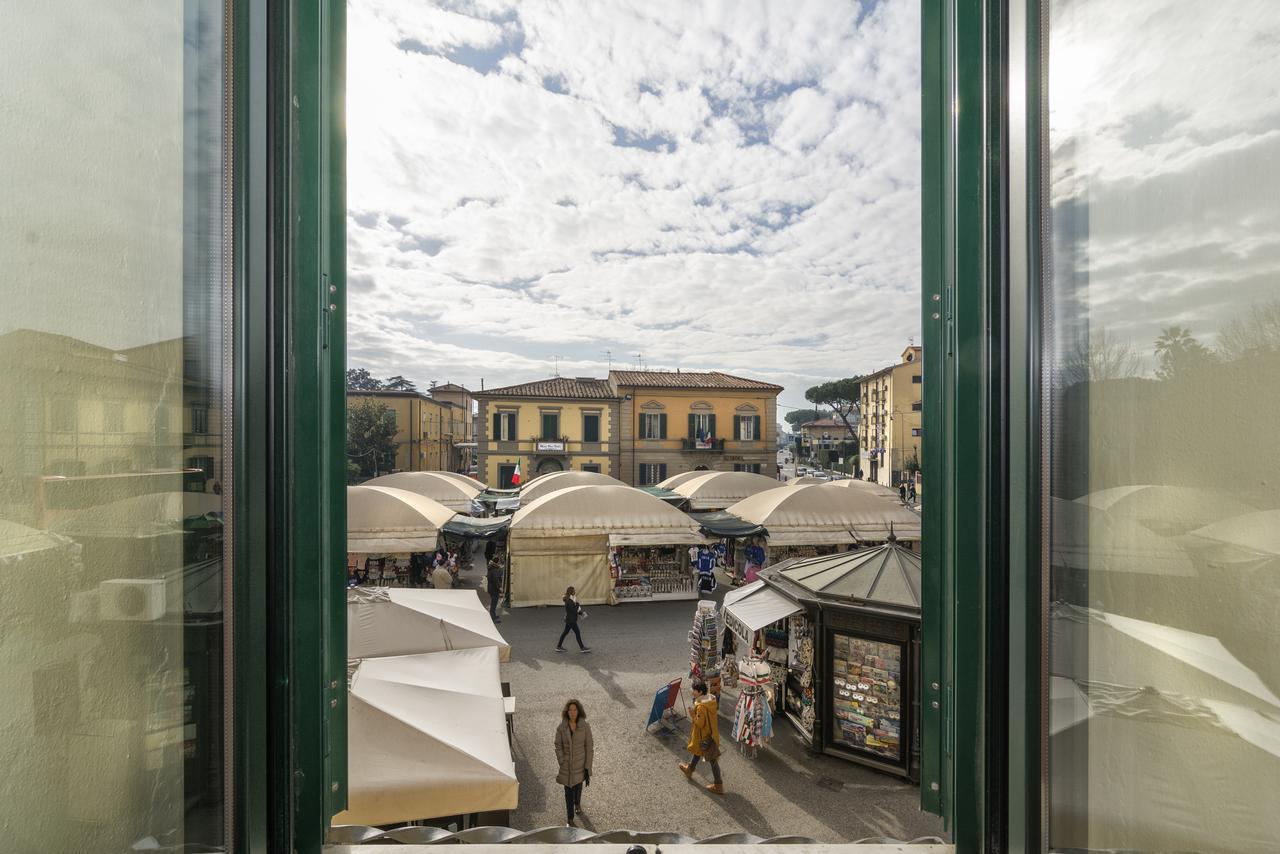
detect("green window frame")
[582,412,601,443]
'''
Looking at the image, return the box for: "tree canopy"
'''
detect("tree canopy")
[346,397,399,482]
[783,408,828,427]
[347,368,419,393]
[805,377,861,438]
[1154,325,1215,381]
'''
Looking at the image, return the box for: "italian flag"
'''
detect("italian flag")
[510,461,522,486]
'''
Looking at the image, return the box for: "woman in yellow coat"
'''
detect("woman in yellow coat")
[678,679,724,794]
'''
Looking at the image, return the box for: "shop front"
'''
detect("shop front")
[608,537,698,601]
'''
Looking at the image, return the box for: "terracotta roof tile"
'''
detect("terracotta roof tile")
[608,370,783,391]
[475,377,616,400]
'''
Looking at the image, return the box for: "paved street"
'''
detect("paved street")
[458,560,945,842]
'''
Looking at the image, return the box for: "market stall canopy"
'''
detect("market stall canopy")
[1048,603,1280,849]
[421,469,488,492]
[639,485,689,507]
[1185,509,1280,559]
[347,485,456,554]
[687,510,766,539]
[787,476,828,486]
[656,470,718,490]
[1049,497,1195,576]
[49,491,220,539]
[0,519,77,560]
[722,579,801,640]
[347,587,511,662]
[510,485,704,544]
[364,471,483,512]
[727,483,921,545]
[335,647,517,826]
[775,542,922,612]
[827,479,903,500]
[1077,485,1257,537]
[518,470,628,503]
[673,471,784,510]
[440,514,511,540]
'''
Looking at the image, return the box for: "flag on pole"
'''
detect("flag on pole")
[510,461,522,486]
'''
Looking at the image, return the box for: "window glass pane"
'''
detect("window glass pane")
[0,1,230,849]
[1045,2,1280,849]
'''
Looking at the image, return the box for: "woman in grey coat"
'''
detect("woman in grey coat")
[554,698,594,827]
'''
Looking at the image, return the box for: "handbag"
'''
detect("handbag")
[698,735,721,762]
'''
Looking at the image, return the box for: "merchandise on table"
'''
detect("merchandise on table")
[611,545,695,600]
[688,601,722,696]
[829,633,903,761]
[731,658,774,754]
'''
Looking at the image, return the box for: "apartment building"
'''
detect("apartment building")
[857,346,923,487]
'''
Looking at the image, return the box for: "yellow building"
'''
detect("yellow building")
[427,382,476,470]
[857,346,923,487]
[797,416,858,466]
[475,378,619,488]
[610,370,782,486]
[345,389,459,475]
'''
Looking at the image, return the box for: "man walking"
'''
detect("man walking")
[486,558,504,622]
[678,679,723,794]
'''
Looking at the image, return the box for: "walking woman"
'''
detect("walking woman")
[554,699,594,827]
[678,679,724,794]
[555,586,591,653]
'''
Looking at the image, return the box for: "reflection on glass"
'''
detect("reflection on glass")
[1046,1,1280,850]
[0,1,229,850]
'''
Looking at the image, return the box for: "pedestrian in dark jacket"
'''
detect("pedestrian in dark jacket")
[486,559,504,622]
[555,586,590,653]
[554,699,594,826]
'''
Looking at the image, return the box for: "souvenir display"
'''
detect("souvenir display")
[688,601,722,696]
[829,634,903,761]
[611,545,695,600]
[768,543,847,563]
[731,658,774,756]
[784,615,816,736]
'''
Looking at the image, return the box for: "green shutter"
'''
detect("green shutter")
[753,415,762,440]
[708,414,716,438]
[733,416,741,440]
[660,463,667,481]
[688,413,696,438]
[659,413,667,438]
[493,412,501,441]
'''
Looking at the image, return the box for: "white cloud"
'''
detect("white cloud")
[347,0,924,417]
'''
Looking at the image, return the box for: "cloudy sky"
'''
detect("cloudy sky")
[347,0,921,418]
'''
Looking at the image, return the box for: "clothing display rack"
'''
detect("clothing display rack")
[731,658,774,757]
[688,600,722,696]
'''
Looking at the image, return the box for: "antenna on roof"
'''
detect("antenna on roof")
[552,355,564,376]
[602,348,613,369]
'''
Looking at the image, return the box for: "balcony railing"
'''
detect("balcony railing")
[680,437,725,451]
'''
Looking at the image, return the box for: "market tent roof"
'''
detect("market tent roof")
[347,587,510,662]
[440,514,511,540]
[787,476,828,486]
[0,519,78,561]
[639,485,689,506]
[727,483,921,544]
[49,491,221,539]
[1049,498,1195,576]
[420,469,488,492]
[364,472,482,511]
[656,470,718,490]
[1047,603,1280,848]
[722,579,802,637]
[510,485,705,545]
[1186,509,1280,558]
[672,471,785,510]
[827,478,903,500]
[687,510,766,538]
[776,542,922,611]
[347,486,456,553]
[519,470,628,503]
[335,647,517,825]
[1077,485,1256,537]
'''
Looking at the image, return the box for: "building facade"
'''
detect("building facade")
[610,370,782,486]
[427,382,475,471]
[858,346,923,487]
[796,416,858,467]
[345,389,458,475]
[475,378,620,488]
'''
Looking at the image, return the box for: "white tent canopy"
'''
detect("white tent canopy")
[1078,485,1256,537]
[364,471,483,511]
[347,485,456,553]
[508,485,705,606]
[335,647,517,826]
[420,469,488,493]
[722,579,801,642]
[656,469,719,490]
[672,471,784,510]
[348,587,510,662]
[1187,509,1280,558]
[519,470,627,503]
[827,478,902,500]
[727,483,922,544]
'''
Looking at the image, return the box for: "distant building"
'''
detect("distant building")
[474,377,620,488]
[427,382,475,471]
[609,370,783,485]
[346,389,455,475]
[797,416,858,464]
[858,346,923,487]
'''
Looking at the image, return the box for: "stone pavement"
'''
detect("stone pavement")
[458,562,946,843]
